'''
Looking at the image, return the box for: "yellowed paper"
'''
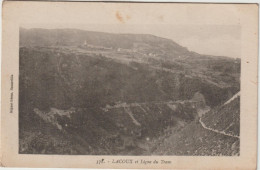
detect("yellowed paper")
[1,1,258,169]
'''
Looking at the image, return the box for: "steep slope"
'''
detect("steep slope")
[200,93,240,137]
[151,93,240,156]
[151,120,239,156]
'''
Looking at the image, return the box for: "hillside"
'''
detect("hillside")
[20,28,189,58]
[201,93,240,137]
[151,94,240,156]
[19,28,240,155]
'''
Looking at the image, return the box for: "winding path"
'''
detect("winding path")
[199,118,240,139]
[124,107,141,126]
[224,91,240,105]
[198,92,240,139]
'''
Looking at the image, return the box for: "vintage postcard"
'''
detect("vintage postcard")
[1,1,258,169]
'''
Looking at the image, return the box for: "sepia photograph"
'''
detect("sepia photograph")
[18,26,241,156]
[1,2,257,169]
